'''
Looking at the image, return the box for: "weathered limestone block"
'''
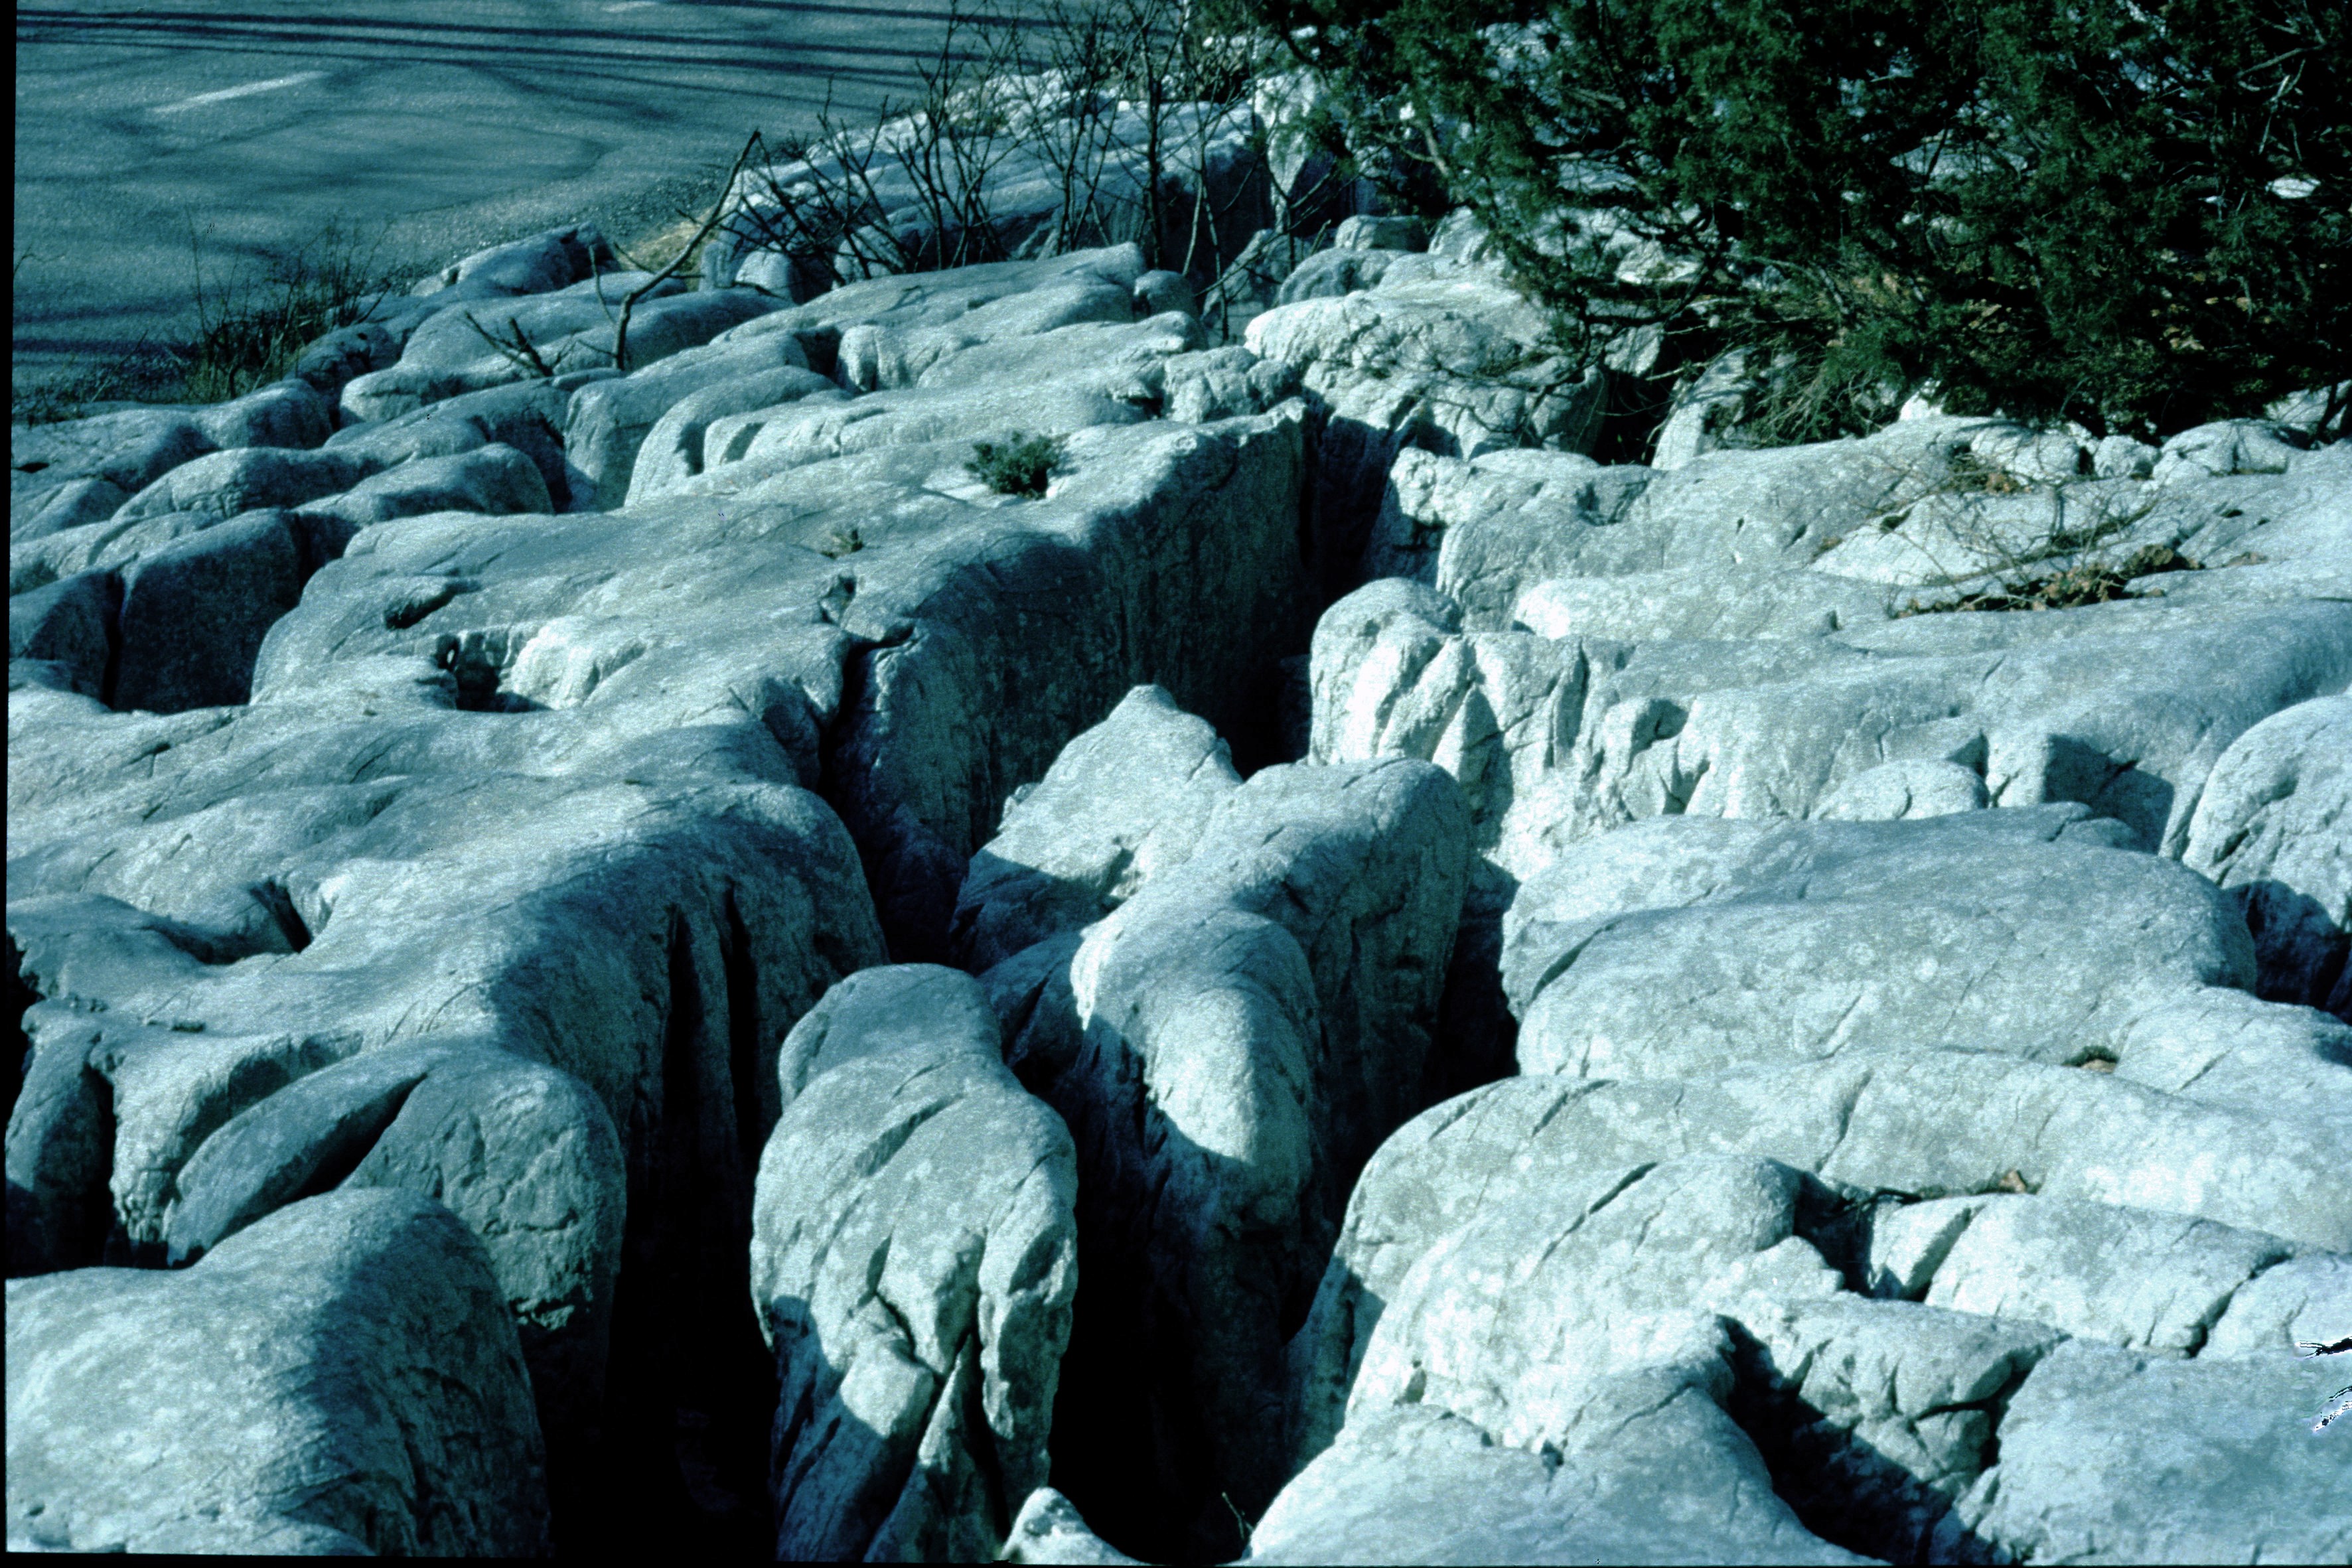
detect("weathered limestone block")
[326,380,575,508]
[751,965,1078,1562]
[623,364,839,506]
[1247,1399,1866,1567]
[1280,1051,2348,1564]
[1500,810,2352,1115]
[1289,1054,2350,1462]
[563,332,814,510]
[1001,1488,1142,1565]
[111,508,310,712]
[112,445,382,524]
[1313,574,2352,873]
[5,1189,550,1555]
[1247,273,1609,595]
[953,683,1242,972]
[988,751,1469,1559]
[1895,1194,2297,1354]
[11,383,331,544]
[302,443,554,527]
[338,276,771,421]
[711,244,1149,378]
[1943,1340,2350,1563]
[1161,346,1303,425]
[2183,694,2351,1013]
[9,571,116,698]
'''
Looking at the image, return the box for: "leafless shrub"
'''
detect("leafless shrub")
[714,0,1353,340]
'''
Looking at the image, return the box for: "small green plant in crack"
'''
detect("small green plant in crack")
[967,431,1066,498]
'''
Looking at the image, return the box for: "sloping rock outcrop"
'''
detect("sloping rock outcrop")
[6,1188,550,1555]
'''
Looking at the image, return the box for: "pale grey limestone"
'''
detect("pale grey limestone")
[751,965,1078,1562]
[987,750,1471,1559]
[5,1189,550,1556]
[2183,694,2351,1013]
[954,683,1242,972]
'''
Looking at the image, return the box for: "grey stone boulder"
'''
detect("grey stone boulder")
[1362,445,1638,604]
[990,752,1469,1559]
[190,380,336,453]
[13,476,133,543]
[4,1188,550,1555]
[911,313,1206,399]
[1291,1056,2351,1439]
[1134,269,1198,320]
[1512,565,1892,643]
[1312,576,2352,874]
[1247,275,1609,595]
[6,689,889,1486]
[13,409,216,531]
[1902,1194,2296,1354]
[411,222,615,299]
[112,445,382,524]
[623,364,840,506]
[707,244,1148,372]
[1284,1056,2347,1563]
[1942,1339,2351,1563]
[2152,418,2306,483]
[1811,758,1988,821]
[1161,346,1304,425]
[1501,811,2352,1117]
[2202,1253,2352,1357]
[952,683,1242,971]
[1333,214,1430,251]
[2183,694,2351,1013]
[338,276,771,421]
[678,382,1151,493]
[834,274,1140,392]
[751,965,1078,1562]
[1291,1150,2044,1563]
[1246,1399,1865,1567]
[9,569,117,698]
[563,332,814,510]
[151,1038,625,1447]
[326,380,573,509]
[1273,246,1410,305]
[300,443,554,527]
[111,508,313,711]
[1003,1488,1143,1565]
[771,960,1005,1108]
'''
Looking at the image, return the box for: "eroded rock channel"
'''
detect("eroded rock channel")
[10,203,2349,1563]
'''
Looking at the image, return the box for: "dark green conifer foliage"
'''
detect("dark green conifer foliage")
[1261,0,2347,439]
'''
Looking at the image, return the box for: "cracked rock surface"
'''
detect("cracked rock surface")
[9,197,2349,1564]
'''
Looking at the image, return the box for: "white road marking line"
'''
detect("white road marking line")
[606,2,664,11]
[153,71,327,115]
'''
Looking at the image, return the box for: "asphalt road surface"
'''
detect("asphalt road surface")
[13,0,1031,392]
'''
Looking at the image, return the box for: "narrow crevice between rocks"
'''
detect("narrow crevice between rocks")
[5,933,33,1133]
[565,909,774,1558]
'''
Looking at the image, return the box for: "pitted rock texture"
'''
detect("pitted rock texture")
[1274,1058,2349,1565]
[1313,439,2352,877]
